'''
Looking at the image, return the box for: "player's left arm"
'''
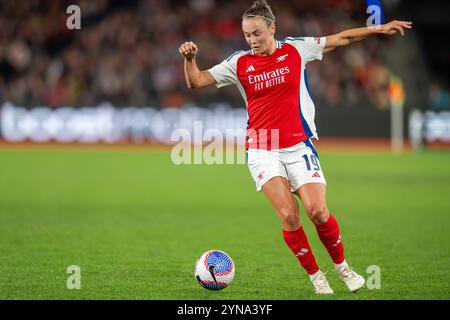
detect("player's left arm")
[323,20,412,53]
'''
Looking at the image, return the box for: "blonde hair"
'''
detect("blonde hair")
[242,0,276,26]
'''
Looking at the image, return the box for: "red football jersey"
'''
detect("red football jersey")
[208,37,326,150]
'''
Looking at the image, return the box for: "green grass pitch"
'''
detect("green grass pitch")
[0,147,449,299]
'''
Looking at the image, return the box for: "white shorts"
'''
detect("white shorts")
[247,140,326,192]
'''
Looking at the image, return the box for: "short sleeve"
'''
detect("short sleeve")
[284,37,327,63]
[207,51,244,88]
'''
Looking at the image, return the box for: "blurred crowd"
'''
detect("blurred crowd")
[429,82,450,111]
[0,0,443,110]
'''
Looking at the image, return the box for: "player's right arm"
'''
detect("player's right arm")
[179,41,216,89]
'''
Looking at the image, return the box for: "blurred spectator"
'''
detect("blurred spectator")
[0,0,398,109]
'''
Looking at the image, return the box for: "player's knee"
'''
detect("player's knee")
[280,206,300,229]
[309,206,329,225]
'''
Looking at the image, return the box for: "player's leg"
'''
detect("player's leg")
[261,176,300,231]
[247,149,332,294]
[281,141,345,265]
[284,140,364,292]
[261,177,332,294]
[296,181,365,292]
[296,183,343,263]
[262,177,320,276]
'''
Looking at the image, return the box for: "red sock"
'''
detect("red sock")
[283,227,319,275]
[315,214,345,264]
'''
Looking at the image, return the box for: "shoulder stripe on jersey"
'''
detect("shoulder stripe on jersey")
[285,37,305,41]
[226,50,244,62]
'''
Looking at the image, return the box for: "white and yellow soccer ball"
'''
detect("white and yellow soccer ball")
[194,250,235,290]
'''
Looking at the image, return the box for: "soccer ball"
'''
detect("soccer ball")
[194,250,235,290]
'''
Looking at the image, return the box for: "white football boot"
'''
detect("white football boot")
[336,264,365,292]
[310,271,334,294]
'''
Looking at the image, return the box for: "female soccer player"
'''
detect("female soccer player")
[179,0,411,294]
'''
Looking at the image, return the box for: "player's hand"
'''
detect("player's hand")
[378,20,412,36]
[179,41,198,61]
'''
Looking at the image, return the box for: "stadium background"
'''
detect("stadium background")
[0,0,449,299]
